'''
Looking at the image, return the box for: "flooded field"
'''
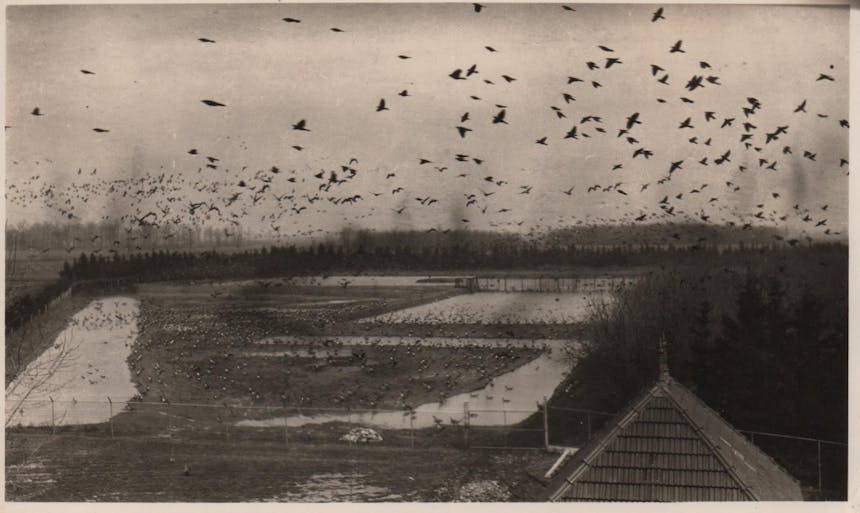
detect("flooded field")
[5,297,139,427]
[360,292,610,325]
[238,339,576,429]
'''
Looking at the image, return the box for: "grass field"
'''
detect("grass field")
[5,272,624,502]
[6,430,555,501]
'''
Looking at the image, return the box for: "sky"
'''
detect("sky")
[4,3,850,241]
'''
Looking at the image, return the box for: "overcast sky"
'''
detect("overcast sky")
[5,3,849,239]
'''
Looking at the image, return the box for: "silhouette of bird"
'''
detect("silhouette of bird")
[816,73,834,81]
[198,38,216,43]
[92,128,110,133]
[80,69,95,75]
[536,137,548,145]
[492,109,507,124]
[282,17,301,23]
[652,7,665,21]
[456,126,472,138]
[292,119,310,131]
[473,3,485,12]
[794,99,807,113]
[31,107,43,116]
[201,100,225,107]
[376,99,388,112]
[670,40,685,53]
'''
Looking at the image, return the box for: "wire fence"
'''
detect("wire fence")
[5,397,847,497]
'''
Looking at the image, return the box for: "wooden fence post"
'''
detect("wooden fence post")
[543,396,549,451]
[49,397,55,435]
[817,440,822,494]
[107,396,114,439]
[463,402,470,450]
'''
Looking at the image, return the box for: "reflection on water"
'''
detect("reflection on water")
[237,339,576,429]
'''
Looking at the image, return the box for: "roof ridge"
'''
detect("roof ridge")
[659,378,803,497]
[657,379,757,500]
[547,383,664,501]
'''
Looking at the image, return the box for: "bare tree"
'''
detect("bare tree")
[5,329,80,427]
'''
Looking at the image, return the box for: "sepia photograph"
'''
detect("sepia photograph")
[3,1,850,503]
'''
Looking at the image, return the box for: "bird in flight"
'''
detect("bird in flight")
[473,3,485,12]
[92,128,110,133]
[376,99,388,112]
[201,100,226,107]
[282,17,301,23]
[652,7,665,22]
[670,40,685,53]
[456,126,472,138]
[492,109,508,124]
[292,119,310,131]
[80,69,95,75]
[198,38,216,43]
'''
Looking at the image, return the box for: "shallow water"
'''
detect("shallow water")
[5,297,140,427]
[360,292,611,324]
[237,339,576,429]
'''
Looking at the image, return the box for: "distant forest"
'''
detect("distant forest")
[4,222,845,334]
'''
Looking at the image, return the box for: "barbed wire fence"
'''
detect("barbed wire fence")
[5,397,847,496]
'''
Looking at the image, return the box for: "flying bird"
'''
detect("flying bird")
[80,69,95,75]
[201,100,226,107]
[198,38,216,43]
[282,17,301,23]
[652,7,665,22]
[456,126,472,138]
[292,119,310,131]
[376,99,388,112]
[670,40,685,53]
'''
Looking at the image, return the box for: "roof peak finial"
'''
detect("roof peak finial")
[658,333,670,382]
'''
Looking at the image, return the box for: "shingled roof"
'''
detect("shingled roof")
[545,375,804,501]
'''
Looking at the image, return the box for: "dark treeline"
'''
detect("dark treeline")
[5,224,843,334]
[543,243,847,496]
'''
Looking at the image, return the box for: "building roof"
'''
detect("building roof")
[545,376,804,502]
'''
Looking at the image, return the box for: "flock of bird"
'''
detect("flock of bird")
[6,4,847,252]
[128,291,542,408]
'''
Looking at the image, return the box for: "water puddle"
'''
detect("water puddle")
[238,339,576,429]
[5,297,140,427]
[265,473,403,502]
